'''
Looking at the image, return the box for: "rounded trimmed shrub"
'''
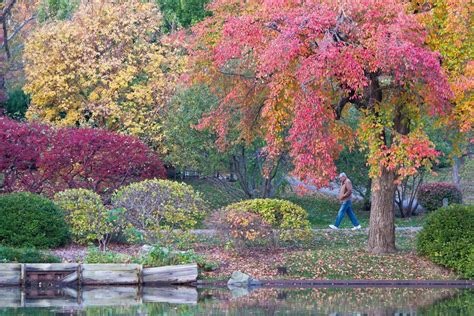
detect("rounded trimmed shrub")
[214,209,274,249]
[112,179,208,240]
[55,189,124,248]
[222,199,311,230]
[220,199,311,244]
[417,204,474,279]
[0,192,70,248]
[417,182,462,212]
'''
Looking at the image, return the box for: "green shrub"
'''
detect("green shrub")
[84,247,133,264]
[139,245,216,271]
[112,179,208,241]
[55,189,124,250]
[0,246,61,263]
[417,204,474,279]
[0,192,70,248]
[4,88,30,120]
[417,182,462,212]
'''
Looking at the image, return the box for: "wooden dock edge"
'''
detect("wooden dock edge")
[0,263,198,286]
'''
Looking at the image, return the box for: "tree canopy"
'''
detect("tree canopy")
[189,0,453,253]
[417,0,473,143]
[23,0,185,149]
[157,0,212,32]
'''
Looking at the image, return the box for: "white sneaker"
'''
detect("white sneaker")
[351,225,362,230]
[329,225,339,230]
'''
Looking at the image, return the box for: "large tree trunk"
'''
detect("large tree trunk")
[368,168,397,254]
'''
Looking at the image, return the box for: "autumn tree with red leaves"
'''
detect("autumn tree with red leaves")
[189,0,454,253]
[0,117,166,197]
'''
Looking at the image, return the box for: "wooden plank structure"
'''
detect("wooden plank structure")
[25,263,79,287]
[0,263,21,286]
[0,286,198,308]
[0,287,21,307]
[82,264,141,285]
[0,263,197,286]
[143,264,198,284]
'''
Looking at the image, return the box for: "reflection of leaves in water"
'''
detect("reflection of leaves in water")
[195,287,465,315]
[0,288,472,315]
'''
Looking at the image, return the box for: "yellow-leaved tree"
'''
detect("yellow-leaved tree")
[23,0,185,149]
[414,0,473,141]
[411,0,473,186]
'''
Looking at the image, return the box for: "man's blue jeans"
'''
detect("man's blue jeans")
[334,200,360,227]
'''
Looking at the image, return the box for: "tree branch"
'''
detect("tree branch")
[1,0,17,16]
[1,0,18,59]
[0,15,35,51]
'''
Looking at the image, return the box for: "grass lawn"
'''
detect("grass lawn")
[198,230,458,280]
[286,195,427,228]
[284,231,444,280]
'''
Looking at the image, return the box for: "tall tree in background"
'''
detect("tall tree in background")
[190,0,453,253]
[37,0,78,22]
[412,0,473,186]
[163,84,228,175]
[156,0,211,32]
[0,0,39,106]
[164,84,289,198]
[23,0,185,150]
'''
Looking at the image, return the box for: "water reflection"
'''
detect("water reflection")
[0,286,472,315]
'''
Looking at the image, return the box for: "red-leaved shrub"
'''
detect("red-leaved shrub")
[0,117,165,197]
[0,118,51,193]
[417,182,462,212]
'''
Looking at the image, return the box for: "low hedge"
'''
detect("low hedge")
[0,192,70,248]
[0,246,60,263]
[417,182,462,212]
[417,204,474,279]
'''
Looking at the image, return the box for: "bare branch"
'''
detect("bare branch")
[0,15,35,50]
[1,0,17,16]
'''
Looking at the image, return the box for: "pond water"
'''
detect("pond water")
[0,286,472,315]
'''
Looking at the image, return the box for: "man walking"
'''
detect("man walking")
[329,172,362,230]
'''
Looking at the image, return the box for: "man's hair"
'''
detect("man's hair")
[338,172,347,178]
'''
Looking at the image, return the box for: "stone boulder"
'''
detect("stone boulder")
[227,271,262,288]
